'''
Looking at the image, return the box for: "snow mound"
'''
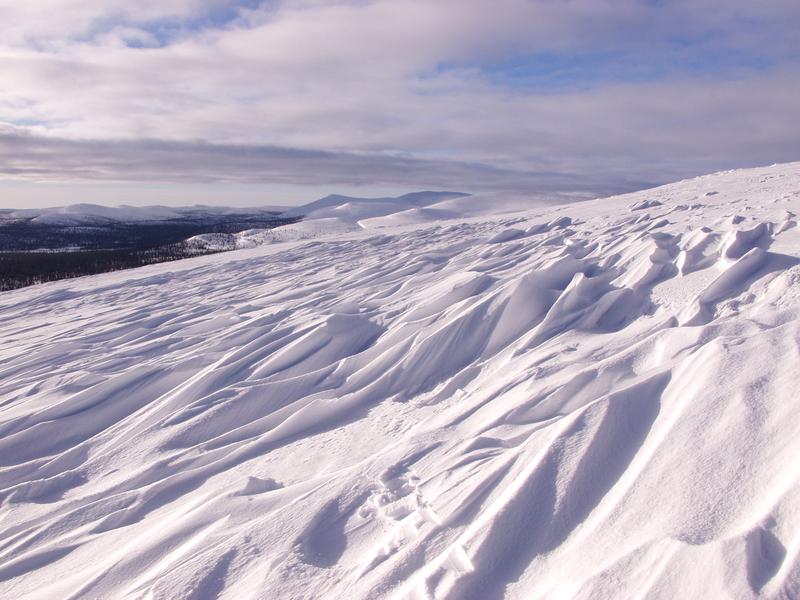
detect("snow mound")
[2,163,800,599]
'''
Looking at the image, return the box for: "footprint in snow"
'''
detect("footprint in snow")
[356,467,441,573]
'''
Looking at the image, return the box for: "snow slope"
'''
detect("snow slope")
[1,163,800,599]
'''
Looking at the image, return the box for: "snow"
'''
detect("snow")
[2,162,800,599]
[188,191,572,251]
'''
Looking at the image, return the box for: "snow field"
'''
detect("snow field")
[1,163,800,598]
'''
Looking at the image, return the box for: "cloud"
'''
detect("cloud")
[0,126,643,196]
[0,0,799,205]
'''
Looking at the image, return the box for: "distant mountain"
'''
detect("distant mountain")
[187,191,473,251]
[283,191,469,219]
[188,190,578,251]
[0,203,288,226]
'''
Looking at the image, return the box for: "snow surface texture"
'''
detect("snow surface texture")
[2,163,800,599]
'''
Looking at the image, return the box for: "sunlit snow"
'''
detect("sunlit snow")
[1,163,800,599]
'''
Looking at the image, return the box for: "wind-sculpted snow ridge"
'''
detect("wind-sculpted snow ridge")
[2,163,800,599]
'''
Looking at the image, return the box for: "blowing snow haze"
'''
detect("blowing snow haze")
[0,0,799,207]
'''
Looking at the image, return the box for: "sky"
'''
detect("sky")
[1,0,799,208]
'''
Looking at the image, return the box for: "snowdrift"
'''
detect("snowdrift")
[2,163,800,599]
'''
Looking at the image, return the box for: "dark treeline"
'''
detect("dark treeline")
[0,215,300,252]
[0,214,303,291]
[0,243,218,291]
